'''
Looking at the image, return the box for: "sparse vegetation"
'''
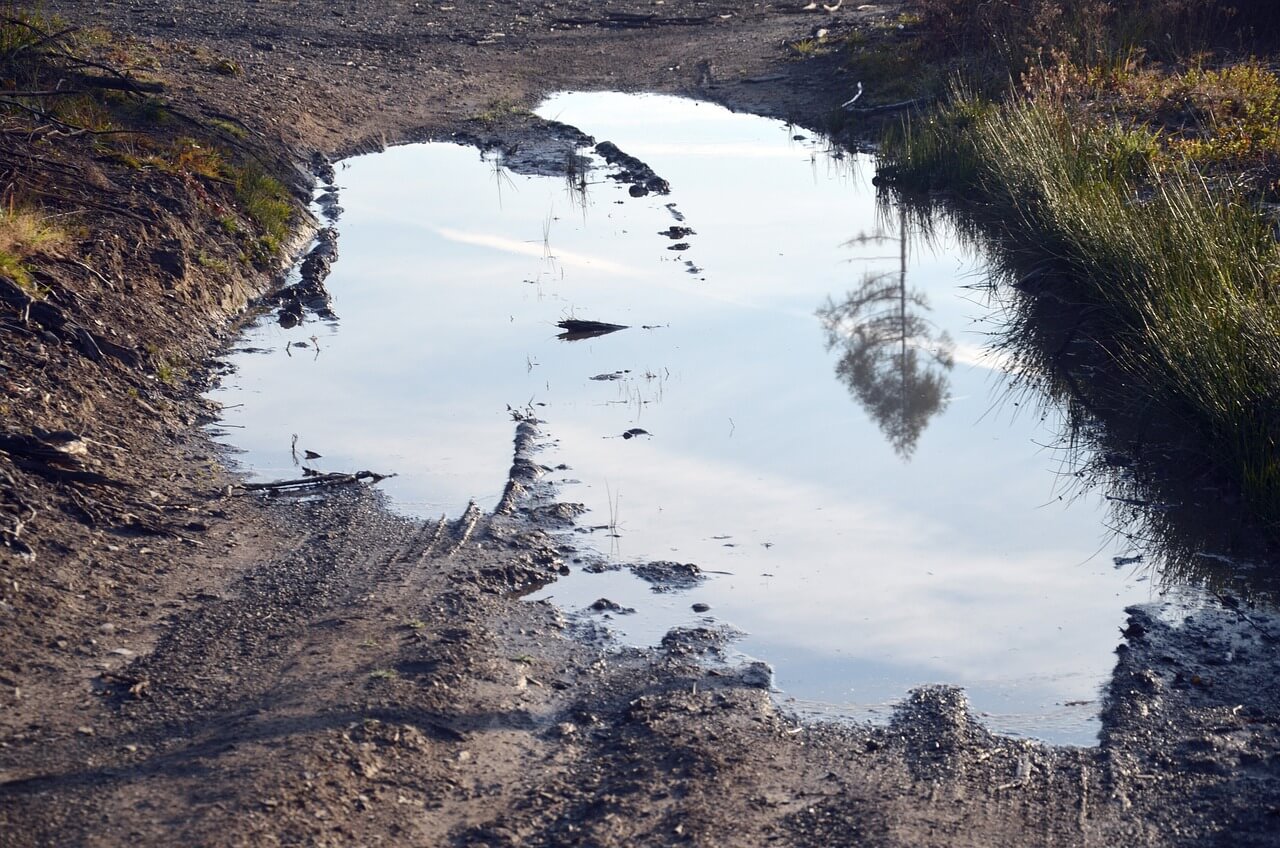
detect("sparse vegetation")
[0,203,68,288]
[877,2,1280,532]
[196,251,230,274]
[912,0,1280,89]
[787,36,828,57]
[208,116,248,140]
[0,8,298,279]
[230,164,293,263]
[472,96,527,127]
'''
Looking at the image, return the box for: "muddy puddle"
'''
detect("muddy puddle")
[209,92,1210,745]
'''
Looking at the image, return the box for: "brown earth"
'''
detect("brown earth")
[1,2,1279,845]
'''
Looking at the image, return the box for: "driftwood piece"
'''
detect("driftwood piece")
[238,470,395,494]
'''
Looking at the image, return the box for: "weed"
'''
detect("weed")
[368,668,399,681]
[229,164,293,262]
[910,0,1280,92]
[0,250,28,286]
[472,97,526,127]
[154,357,187,386]
[49,94,114,132]
[788,37,825,57]
[208,117,247,140]
[165,136,226,179]
[195,251,230,274]
[107,93,171,127]
[0,203,68,288]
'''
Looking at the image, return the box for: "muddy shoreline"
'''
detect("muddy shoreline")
[2,2,1279,845]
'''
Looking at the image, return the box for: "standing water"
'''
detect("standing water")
[209,92,1186,745]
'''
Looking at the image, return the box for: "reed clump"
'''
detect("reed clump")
[882,85,1280,524]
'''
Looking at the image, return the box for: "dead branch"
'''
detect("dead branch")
[238,470,395,494]
[846,98,925,116]
[70,74,166,94]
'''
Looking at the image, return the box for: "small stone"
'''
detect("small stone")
[692,603,711,613]
[77,726,95,736]
[556,722,578,738]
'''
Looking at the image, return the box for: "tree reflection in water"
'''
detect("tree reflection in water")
[817,213,955,459]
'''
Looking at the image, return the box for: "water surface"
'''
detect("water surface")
[210,92,1182,745]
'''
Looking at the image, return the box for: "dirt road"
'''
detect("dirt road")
[2,2,1279,845]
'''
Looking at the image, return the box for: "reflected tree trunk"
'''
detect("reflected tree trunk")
[818,208,955,459]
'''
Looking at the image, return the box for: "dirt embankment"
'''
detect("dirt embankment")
[1,2,1279,845]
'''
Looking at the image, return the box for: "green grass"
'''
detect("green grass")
[471,97,527,127]
[229,164,293,262]
[208,117,247,140]
[195,251,230,274]
[882,89,1280,526]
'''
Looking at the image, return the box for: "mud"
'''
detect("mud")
[1,1,1278,845]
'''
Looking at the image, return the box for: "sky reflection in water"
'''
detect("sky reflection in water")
[209,92,1171,745]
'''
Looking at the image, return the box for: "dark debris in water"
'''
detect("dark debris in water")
[658,226,696,239]
[556,319,629,341]
[595,140,671,196]
[589,597,635,615]
[631,560,703,591]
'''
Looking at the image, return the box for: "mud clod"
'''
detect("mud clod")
[630,560,705,592]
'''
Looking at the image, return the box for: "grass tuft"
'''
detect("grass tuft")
[229,164,293,263]
[0,203,68,288]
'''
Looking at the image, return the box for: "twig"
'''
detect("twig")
[238,470,394,493]
[846,98,925,116]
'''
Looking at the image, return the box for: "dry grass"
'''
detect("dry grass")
[882,88,1280,526]
[0,204,68,288]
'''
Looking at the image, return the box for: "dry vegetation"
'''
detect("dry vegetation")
[872,2,1280,540]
